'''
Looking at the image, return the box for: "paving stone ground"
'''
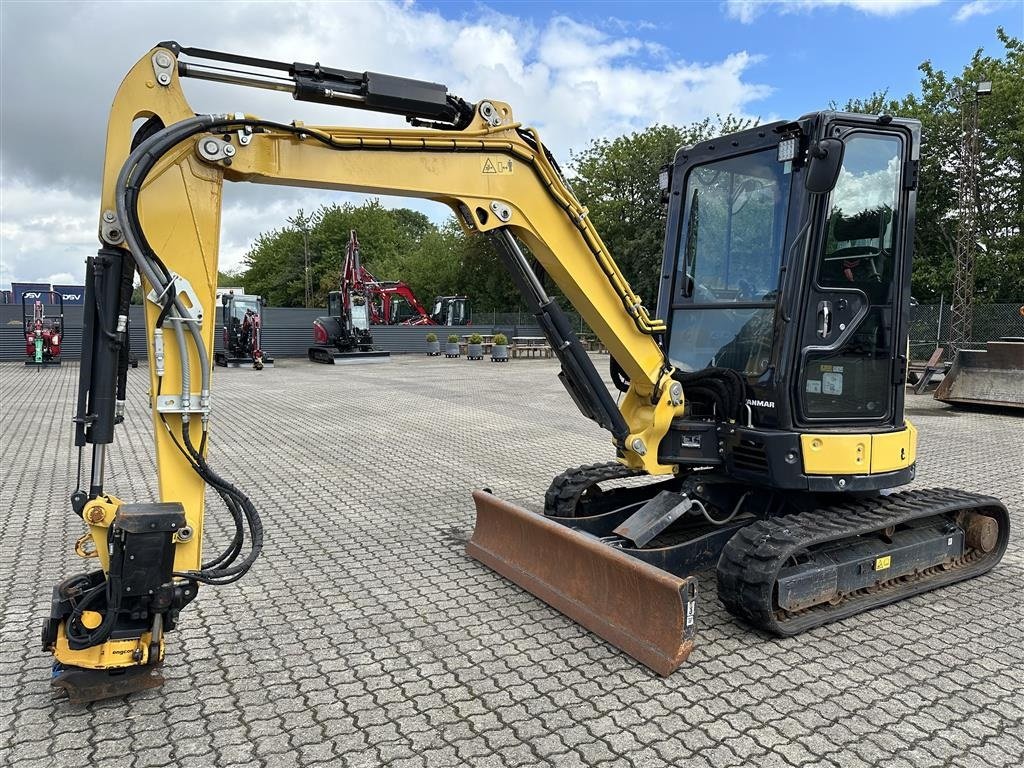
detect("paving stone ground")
[1,356,1022,768]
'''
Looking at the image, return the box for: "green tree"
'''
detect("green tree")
[844,28,1023,302]
[239,200,441,307]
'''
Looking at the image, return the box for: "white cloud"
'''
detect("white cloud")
[1,1,773,288]
[0,179,96,288]
[725,0,941,23]
[953,1,1000,22]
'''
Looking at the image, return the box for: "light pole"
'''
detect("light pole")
[948,80,992,354]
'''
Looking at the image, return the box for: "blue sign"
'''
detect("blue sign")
[11,282,52,304]
[52,284,86,305]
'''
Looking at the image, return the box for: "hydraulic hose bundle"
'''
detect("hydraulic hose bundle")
[112,114,264,588]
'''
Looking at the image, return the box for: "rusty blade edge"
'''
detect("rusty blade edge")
[466,491,696,676]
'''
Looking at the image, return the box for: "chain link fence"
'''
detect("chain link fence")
[909,302,1024,360]
[472,300,593,336]
[476,302,1024,362]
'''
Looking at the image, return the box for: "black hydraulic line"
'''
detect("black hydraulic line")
[114,256,135,412]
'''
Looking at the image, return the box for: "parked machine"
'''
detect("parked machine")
[43,42,1011,702]
[308,230,391,364]
[426,295,471,327]
[934,338,1024,409]
[320,230,471,328]
[215,292,272,369]
[23,291,63,366]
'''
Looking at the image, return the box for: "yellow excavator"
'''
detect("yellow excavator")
[42,42,1010,702]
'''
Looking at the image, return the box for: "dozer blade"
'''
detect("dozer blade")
[467,491,698,676]
[934,339,1024,409]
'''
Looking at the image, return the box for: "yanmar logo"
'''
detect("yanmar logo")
[746,398,775,409]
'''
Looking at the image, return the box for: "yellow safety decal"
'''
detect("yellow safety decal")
[875,555,892,571]
[482,157,513,175]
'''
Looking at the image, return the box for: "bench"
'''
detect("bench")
[511,343,552,359]
[459,342,493,356]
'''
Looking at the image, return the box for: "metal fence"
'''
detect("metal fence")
[0,304,543,361]
[5,302,1021,362]
[908,302,1024,360]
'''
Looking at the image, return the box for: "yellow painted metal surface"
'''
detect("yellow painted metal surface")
[55,43,693,668]
[53,624,157,670]
[97,49,213,575]
[801,434,872,475]
[801,424,917,476]
[871,421,917,473]
[95,45,684,483]
[79,495,120,572]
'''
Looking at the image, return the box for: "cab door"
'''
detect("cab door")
[796,129,911,425]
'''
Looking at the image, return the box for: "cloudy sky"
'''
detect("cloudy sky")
[0,0,1017,289]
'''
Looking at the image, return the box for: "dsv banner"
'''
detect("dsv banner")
[11,282,52,304]
[52,284,86,306]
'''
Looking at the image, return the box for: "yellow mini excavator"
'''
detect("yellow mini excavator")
[42,42,1010,702]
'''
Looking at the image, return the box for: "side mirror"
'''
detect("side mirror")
[805,138,845,194]
[221,294,230,307]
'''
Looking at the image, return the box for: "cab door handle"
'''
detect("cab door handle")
[817,300,833,338]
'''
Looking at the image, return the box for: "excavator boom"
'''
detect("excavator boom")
[44,41,691,699]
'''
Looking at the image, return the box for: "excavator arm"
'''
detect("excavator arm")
[102,42,683,467]
[43,42,692,700]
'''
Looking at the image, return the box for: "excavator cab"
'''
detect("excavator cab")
[431,296,471,326]
[654,113,920,488]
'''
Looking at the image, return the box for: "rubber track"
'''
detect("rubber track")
[717,487,1010,636]
[543,462,644,517]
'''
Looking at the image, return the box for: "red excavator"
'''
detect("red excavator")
[216,292,273,369]
[342,231,470,327]
[23,291,64,367]
[309,230,390,364]
[309,230,469,363]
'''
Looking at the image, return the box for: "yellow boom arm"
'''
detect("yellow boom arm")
[102,43,684,528]
[48,44,686,686]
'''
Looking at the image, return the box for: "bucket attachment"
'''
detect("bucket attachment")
[934,339,1024,409]
[51,664,164,704]
[467,491,698,676]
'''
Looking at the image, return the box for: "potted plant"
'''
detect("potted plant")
[491,333,509,362]
[425,332,440,356]
[445,333,461,358]
[467,333,484,360]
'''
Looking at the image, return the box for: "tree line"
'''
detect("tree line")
[227,28,1022,310]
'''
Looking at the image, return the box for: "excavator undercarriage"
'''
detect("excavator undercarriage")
[468,464,1009,673]
[42,41,1011,701]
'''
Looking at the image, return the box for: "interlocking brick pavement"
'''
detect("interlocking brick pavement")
[0,357,1021,768]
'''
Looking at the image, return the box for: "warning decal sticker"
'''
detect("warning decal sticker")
[482,158,513,175]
